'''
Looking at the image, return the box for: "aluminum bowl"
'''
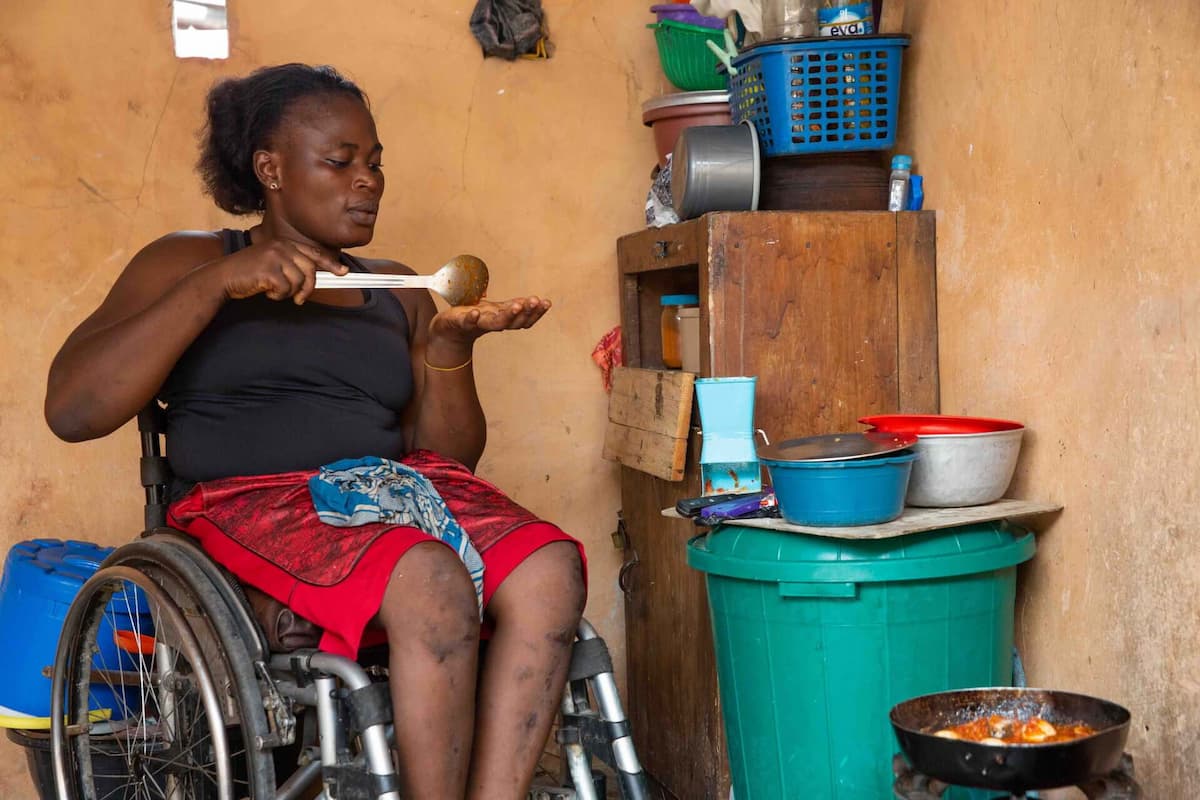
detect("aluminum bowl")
[902,428,1025,507]
[859,415,1026,508]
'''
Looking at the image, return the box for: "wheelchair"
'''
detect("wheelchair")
[48,404,647,800]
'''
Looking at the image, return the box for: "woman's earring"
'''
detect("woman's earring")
[269,182,279,190]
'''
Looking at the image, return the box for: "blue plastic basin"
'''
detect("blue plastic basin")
[762,450,916,526]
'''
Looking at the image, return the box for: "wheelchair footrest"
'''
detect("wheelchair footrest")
[528,787,579,800]
[322,763,401,800]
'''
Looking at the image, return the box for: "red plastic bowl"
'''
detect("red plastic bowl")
[858,414,1024,435]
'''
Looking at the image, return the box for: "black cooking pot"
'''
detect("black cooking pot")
[890,688,1131,793]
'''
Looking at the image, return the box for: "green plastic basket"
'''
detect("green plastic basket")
[648,19,728,91]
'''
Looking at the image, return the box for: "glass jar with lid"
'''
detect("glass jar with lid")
[660,293,699,369]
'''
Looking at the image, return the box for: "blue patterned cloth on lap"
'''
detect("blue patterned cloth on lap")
[308,456,484,616]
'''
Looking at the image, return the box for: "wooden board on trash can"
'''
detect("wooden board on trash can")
[603,367,694,481]
[661,498,1062,539]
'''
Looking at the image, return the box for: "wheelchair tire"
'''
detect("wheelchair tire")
[101,536,283,794]
[50,559,274,799]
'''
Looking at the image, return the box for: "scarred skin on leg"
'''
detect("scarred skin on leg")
[374,542,480,797]
[373,540,585,800]
[467,541,586,800]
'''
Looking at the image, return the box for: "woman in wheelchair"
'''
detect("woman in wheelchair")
[45,63,588,800]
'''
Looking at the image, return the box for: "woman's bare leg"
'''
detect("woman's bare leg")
[466,541,586,800]
[375,541,481,799]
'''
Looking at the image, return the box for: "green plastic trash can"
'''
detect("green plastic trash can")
[687,522,1036,800]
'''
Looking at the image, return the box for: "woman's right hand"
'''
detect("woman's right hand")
[214,238,349,305]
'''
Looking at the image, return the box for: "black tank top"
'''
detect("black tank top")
[159,229,414,491]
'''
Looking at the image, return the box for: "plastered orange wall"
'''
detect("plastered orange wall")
[899,2,1200,795]
[0,1,668,793]
[6,0,1200,797]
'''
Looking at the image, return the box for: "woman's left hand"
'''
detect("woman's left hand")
[428,296,551,344]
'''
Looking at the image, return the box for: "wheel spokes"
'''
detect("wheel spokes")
[60,569,242,800]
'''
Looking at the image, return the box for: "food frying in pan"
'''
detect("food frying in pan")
[933,715,1096,745]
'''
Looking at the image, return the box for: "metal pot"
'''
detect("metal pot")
[671,121,760,220]
[890,687,1132,793]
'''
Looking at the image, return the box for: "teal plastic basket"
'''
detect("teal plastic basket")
[648,19,728,91]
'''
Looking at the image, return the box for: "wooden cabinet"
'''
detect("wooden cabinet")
[615,211,938,800]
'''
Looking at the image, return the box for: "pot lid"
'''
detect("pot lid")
[687,524,1036,584]
[758,431,917,463]
[859,414,1025,435]
[641,90,730,115]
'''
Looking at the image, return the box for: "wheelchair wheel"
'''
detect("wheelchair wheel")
[50,561,272,800]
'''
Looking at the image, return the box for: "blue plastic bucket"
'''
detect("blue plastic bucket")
[762,450,916,525]
[0,539,151,720]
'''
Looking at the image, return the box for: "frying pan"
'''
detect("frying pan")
[890,688,1131,793]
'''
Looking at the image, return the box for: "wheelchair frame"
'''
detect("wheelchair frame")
[47,403,647,800]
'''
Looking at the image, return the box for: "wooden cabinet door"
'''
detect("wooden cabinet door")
[705,211,938,435]
[620,455,729,800]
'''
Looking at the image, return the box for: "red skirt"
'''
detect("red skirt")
[167,450,586,657]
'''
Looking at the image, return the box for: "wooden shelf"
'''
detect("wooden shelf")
[615,210,940,800]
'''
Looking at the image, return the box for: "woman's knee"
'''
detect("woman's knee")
[490,542,586,638]
[378,542,480,658]
[544,541,587,619]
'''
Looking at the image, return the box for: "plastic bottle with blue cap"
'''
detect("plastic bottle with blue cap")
[888,154,913,212]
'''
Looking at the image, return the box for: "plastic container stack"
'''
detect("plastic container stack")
[647,5,728,91]
[641,3,735,185]
[639,0,922,221]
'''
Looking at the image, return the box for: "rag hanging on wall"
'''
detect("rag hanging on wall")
[469,0,553,59]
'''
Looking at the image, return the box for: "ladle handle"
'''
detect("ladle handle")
[313,273,433,289]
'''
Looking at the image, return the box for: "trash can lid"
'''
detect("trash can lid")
[687,522,1035,585]
[3,538,116,604]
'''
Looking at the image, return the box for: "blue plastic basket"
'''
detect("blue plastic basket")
[729,35,910,156]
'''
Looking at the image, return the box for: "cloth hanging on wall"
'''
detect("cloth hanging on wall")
[470,0,553,59]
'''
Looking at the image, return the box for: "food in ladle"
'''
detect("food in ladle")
[434,254,489,306]
[933,715,1096,745]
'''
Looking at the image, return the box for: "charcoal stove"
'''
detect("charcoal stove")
[892,752,1142,799]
